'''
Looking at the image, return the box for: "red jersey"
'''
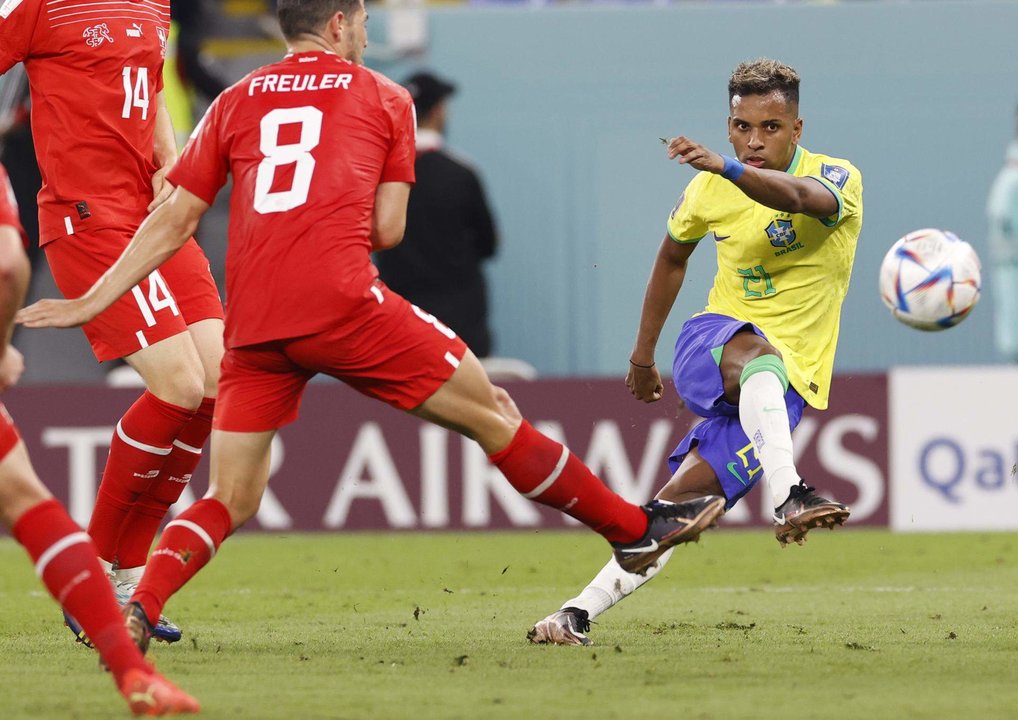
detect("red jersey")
[168,51,416,349]
[0,164,28,247]
[0,0,169,244]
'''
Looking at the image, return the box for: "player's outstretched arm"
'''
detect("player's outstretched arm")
[626,235,696,403]
[664,136,837,219]
[17,187,209,329]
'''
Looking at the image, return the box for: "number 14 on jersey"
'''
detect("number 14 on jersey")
[122,66,150,121]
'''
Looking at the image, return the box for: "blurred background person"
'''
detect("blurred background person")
[165,0,231,147]
[0,65,42,292]
[376,70,499,358]
[988,103,1018,361]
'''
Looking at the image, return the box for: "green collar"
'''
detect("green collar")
[784,145,803,174]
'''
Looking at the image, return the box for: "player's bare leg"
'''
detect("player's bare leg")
[115,319,224,598]
[88,330,205,566]
[0,442,52,527]
[124,428,274,649]
[721,332,849,545]
[77,330,211,646]
[184,319,226,395]
[204,429,276,528]
[410,350,724,573]
[529,448,723,645]
[0,442,199,714]
[125,328,208,407]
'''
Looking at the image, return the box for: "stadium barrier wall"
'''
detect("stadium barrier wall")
[890,366,1018,532]
[2,374,888,533]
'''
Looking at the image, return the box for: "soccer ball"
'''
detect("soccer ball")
[879,228,981,331]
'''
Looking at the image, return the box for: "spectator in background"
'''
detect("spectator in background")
[376,71,499,357]
[165,0,230,146]
[988,104,1018,360]
[0,67,42,277]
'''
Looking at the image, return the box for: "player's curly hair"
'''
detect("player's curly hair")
[728,59,800,105]
[277,0,363,40]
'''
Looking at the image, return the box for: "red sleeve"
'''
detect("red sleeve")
[166,94,230,205]
[0,165,27,247]
[0,0,43,73]
[379,82,416,184]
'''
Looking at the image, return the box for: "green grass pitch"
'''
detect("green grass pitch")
[1,529,1016,719]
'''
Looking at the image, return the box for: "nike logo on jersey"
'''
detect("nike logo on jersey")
[714,234,731,242]
[726,462,749,486]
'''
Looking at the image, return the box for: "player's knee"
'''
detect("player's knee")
[0,469,51,529]
[201,368,220,399]
[722,337,783,402]
[454,386,522,454]
[229,498,260,528]
[150,371,205,410]
[492,386,522,425]
[738,353,788,391]
[207,485,262,529]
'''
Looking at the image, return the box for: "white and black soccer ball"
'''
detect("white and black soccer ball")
[879,228,981,331]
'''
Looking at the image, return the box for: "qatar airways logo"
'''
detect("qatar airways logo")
[82,23,113,48]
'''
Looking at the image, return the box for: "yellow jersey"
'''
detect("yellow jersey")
[666,145,863,410]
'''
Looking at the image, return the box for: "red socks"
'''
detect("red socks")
[115,398,215,569]
[489,420,647,543]
[132,498,233,623]
[87,391,195,564]
[13,499,148,685]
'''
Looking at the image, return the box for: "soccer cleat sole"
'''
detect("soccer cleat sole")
[620,496,726,575]
[776,506,851,547]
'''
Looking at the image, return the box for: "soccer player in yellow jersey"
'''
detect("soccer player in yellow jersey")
[529,58,863,646]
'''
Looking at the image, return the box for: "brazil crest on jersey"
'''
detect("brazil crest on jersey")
[666,145,863,410]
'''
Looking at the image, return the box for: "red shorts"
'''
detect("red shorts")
[0,403,21,461]
[45,229,224,361]
[215,284,468,432]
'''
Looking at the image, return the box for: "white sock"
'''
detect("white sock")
[738,369,801,509]
[98,557,115,580]
[560,549,674,621]
[114,565,144,586]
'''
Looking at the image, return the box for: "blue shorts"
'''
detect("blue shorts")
[668,313,806,508]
